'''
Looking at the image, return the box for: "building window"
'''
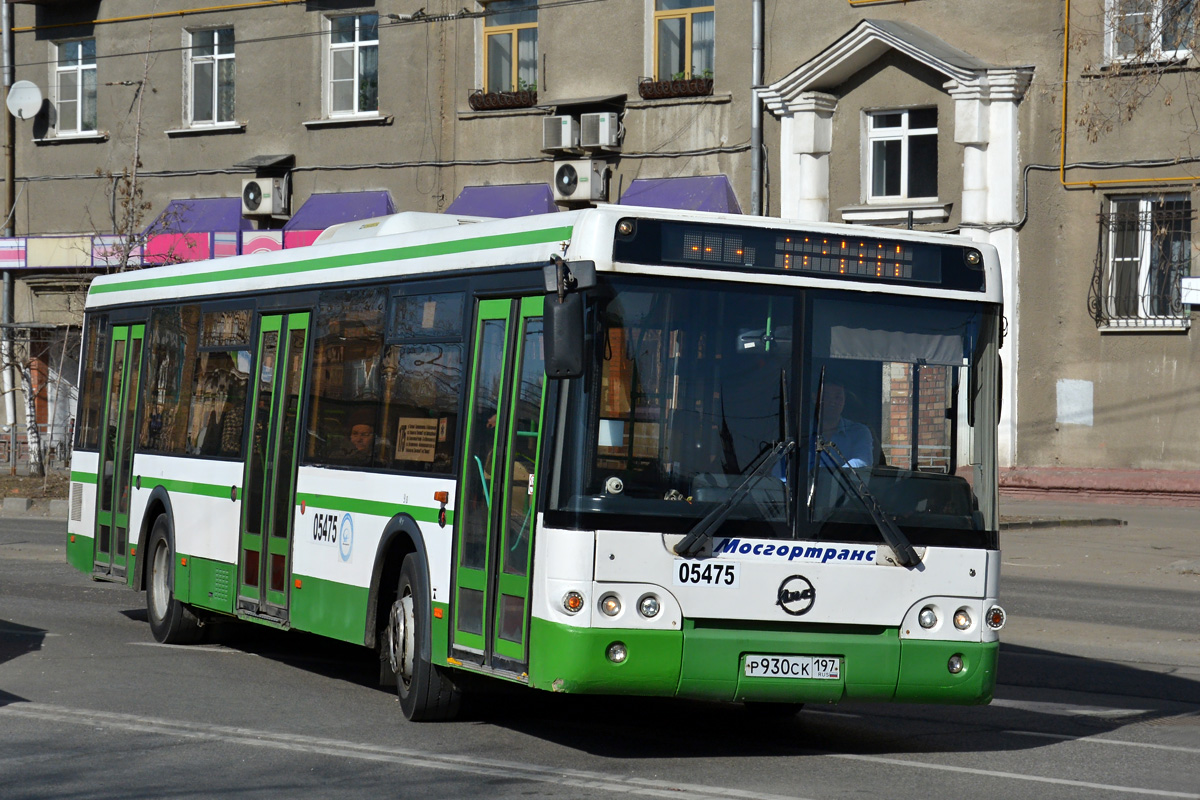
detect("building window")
[1107,0,1194,62]
[1095,195,1193,327]
[653,0,714,81]
[483,1,537,93]
[866,108,938,201]
[187,28,235,125]
[55,39,97,133]
[328,14,378,116]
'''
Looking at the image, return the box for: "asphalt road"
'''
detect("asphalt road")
[2,516,1198,800]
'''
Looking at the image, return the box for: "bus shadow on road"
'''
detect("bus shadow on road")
[127,614,1199,759]
[0,621,45,709]
[459,643,1199,759]
[0,620,46,668]
[1000,642,1200,704]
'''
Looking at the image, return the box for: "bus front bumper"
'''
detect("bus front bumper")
[527,617,998,705]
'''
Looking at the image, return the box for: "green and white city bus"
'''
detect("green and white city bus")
[66,206,1006,720]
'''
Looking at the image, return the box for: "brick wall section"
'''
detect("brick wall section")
[883,364,952,472]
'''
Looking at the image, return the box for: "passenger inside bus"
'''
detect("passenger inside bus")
[816,377,876,469]
[335,416,376,465]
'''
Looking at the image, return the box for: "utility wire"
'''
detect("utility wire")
[13,143,753,183]
[12,0,607,70]
[960,157,1200,232]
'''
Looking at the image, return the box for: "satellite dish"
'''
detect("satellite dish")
[6,81,43,120]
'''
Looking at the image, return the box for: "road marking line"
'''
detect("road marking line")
[802,709,863,719]
[128,642,238,652]
[1007,730,1200,755]
[990,698,1151,719]
[0,703,809,800]
[828,754,1200,798]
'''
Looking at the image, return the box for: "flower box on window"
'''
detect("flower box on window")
[468,89,538,111]
[637,76,713,100]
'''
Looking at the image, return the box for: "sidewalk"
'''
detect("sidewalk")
[999,496,1200,590]
[5,489,1198,586]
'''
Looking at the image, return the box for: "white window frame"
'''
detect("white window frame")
[185,28,235,127]
[1105,0,1194,63]
[55,38,97,134]
[1104,193,1193,327]
[864,107,938,203]
[326,13,379,117]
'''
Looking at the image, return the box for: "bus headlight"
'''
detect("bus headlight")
[948,654,964,674]
[637,594,661,618]
[606,642,628,663]
[953,608,972,630]
[918,606,938,629]
[599,594,622,617]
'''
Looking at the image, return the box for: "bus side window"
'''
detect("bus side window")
[140,305,201,455]
[307,288,387,467]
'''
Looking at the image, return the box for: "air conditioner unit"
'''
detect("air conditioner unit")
[552,159,607,204]
[580,112,620,149]
[542,115,579,151]
[241,177,289,217]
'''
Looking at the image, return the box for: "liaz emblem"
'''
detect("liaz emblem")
[776,574,815,616]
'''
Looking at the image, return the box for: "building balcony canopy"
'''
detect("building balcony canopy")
[619,175,741,215]
[444,184,557,218]
[283,191,396,231]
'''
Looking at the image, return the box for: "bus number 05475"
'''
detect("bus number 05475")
[673,559,740,587]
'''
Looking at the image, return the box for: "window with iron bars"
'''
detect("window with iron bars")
[1090,195,1194,328]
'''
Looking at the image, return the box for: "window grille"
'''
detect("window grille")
[1089,197,1194,328]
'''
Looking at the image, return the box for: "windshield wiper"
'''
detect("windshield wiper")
[813,436,922,568]
[674,438,795,558]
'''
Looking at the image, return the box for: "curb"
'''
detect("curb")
[999,517,1127,531]
[0,496,68,521]
[0,499,1136,530]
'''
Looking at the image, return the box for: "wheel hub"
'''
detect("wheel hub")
[388,594,416,685]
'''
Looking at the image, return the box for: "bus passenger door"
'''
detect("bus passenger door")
[453,296,547,672]
[94,323,144,581]
[237,312,310,622]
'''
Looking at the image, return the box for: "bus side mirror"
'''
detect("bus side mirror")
[543,258,595,380]
[545,292,584,379]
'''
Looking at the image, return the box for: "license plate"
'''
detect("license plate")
[673,558,739,587]
[744,655,841,680]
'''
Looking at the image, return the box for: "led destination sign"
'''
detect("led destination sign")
[612,218,986,292]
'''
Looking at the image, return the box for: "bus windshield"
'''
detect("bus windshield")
[547,276,1000,549]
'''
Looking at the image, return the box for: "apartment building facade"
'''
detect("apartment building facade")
[4,0,1200,499]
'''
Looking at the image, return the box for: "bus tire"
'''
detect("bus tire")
[388,554,461,721]
[146,515,203,645]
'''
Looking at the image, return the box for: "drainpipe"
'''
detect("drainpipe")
[2,0,16,432]
[749,0,763,216]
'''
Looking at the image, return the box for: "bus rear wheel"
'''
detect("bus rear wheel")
[387,555,461,721]
[146,515,203,644]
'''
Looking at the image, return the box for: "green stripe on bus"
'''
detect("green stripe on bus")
[295,492,452,525]
[70,471,98,485]
[90,226,575,296]
[146,477,237,500]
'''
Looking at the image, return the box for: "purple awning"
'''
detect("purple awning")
[144,197,252,235]
[284,191,396,231]
[619,175,742,214]
[444,184,558,218]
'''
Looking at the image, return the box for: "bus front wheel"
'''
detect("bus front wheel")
[145,515,203,644]
[388,555,461,721]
